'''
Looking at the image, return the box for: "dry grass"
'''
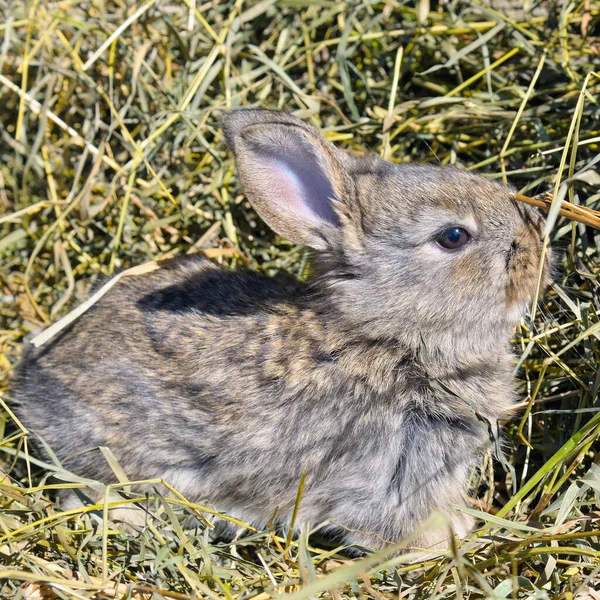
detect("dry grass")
[1,0,600,598]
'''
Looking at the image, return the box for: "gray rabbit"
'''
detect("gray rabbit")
[11,110,549,550]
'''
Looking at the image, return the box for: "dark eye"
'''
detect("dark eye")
[436,227,471,250]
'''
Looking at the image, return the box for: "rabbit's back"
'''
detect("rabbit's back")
[13,256,309,483]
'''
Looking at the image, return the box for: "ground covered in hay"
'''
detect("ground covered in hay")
[1,0,600,598]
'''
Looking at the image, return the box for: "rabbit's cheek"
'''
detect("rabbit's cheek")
[449,252,496,297]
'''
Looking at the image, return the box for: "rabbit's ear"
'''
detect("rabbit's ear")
[222,110,350,250]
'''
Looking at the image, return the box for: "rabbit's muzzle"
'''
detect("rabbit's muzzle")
[505,218,549,316]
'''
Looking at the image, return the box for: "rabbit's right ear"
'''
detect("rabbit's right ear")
[222,110,352,250]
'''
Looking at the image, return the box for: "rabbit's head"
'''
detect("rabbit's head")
[223,110,550,355]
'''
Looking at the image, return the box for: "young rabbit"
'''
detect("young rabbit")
[11,109,549,551]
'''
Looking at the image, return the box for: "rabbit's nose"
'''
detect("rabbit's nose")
[505,240,520,270]
[505,223,549,314]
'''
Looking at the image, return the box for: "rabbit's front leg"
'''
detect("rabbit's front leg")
[341,414,484,551]
[391,414,483,548]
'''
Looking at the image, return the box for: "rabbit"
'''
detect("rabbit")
[10,109,550,552]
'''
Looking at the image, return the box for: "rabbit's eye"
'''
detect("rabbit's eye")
[436,227,471,250]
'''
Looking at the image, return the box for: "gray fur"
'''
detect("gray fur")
[10,110,549,550]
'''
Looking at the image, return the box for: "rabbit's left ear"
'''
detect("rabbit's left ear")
[222,110,352,250]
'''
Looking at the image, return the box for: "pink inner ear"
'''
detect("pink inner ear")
[261,148,340,227]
